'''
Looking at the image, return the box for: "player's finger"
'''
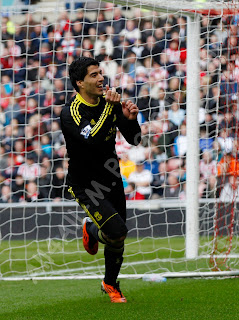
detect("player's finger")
[126,100,133,108]
[105,84,109,92]
[106,89,111,101]
[112,87,116,94]
[122,101,126,109]
[129,106,138,113]
[126,102,134,110]
[114,92,121,102]
[130,107,138,114]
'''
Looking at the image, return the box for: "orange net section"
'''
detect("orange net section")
[210,1,239,271]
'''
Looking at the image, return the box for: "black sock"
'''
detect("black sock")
[104,246,124,286]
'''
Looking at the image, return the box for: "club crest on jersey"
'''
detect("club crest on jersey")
[80,125,91,139]
[90,119,96,125]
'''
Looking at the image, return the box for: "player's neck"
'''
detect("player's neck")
[79,91,99,105]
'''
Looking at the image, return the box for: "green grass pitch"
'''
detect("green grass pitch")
[1,238,239,319]
[0,278,239,320]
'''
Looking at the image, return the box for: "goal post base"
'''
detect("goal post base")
[2,270,239,281]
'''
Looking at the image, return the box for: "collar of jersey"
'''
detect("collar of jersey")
[76,93,100,107]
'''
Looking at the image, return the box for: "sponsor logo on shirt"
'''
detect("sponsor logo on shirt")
[80,125,92,139]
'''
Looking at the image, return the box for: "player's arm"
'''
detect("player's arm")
[61,88,120,144]
[116,100,141,146]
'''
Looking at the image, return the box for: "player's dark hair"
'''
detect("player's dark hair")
[69,57,99,92]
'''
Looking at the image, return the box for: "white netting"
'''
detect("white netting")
[0,0,239,279]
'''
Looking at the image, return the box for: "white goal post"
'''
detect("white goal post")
[1,0,239,280]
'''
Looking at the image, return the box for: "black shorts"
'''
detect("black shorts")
[68,182,128,240]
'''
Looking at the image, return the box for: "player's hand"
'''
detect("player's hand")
[105,85,121,105]
[122,100,139,120]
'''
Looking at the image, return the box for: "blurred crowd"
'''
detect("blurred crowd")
[0,4,239,203]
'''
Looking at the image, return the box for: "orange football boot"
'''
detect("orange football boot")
[101,280,127,303]
[82,217,98,255]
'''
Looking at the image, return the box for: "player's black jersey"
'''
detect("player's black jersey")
[60,93,141,189]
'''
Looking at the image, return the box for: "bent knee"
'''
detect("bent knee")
[102,224,128,244]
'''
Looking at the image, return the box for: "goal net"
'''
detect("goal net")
[1,0,239,280]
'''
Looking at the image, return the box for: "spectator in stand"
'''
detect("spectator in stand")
[12,174,25,202]
[1,125,17,153]
[173,123,187,157]
[199,150,217,198]
[217,151,239,178]
[151,161,168,198]
[154,27,167,52]
[143,149,159,175]
[0,184,12,203]
[17,154,41,181]
[159,52,176,78]
[119,153,136,180]
[61,31,76,56]
[113,38,131,64]
[51,121,64,151]
[39,43,52,66]
[135,66,148,88]
[123,51,142,80]
[219,108,237,137]
[58,11,71,34]
[199,127,214,152]
[41,90,55,116]
[154,110,178,158]
[168,102,185,127]
[73,9,91,35]
[167,77,181,102]
[217,128,234,154]
[94,33,114,57]
[7,38,21,58]
[217,151,239,197]
[30,25,45,52]
[50,166,70,201]
[12,57,26,84]
[53,79,67,106]
[38,165,51,200]
[119,20,141,44]
[2,155,17,180]
[0,145,8,172]
[202,112,217,139]
[137,85,159,122]
[100,56,118,84]
[128,160,153,199]
[164,174,181,198]
[125,182,145,200]
[52,104,63,125]
[150,61,169,92]
[1,19,11,41]
[25,181,40,202]
[142,36,161,64]
[23,124,34,153]
[141,20,154,43]
[21,13,38,38]
[41,135,52,157]
[72,20,84,45]
[48,23,62,47]
[13,139,25,167]
[153,89,170,116]
[93,11,110,34]
[220,175,239,202]
[131,39,144,60]
[112,7,125,35]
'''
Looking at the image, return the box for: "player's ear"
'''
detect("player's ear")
[76,80,84,89]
